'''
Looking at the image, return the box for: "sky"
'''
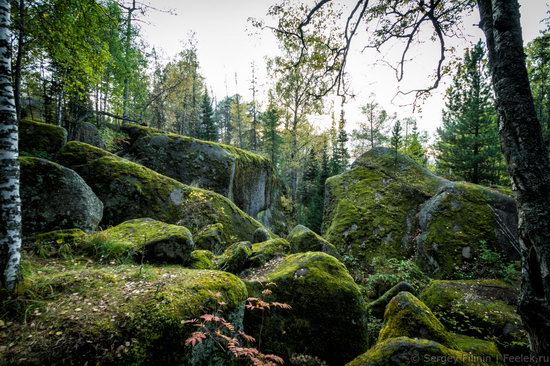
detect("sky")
[139,0,550,138]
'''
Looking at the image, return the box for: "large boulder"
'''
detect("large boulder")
[20,157,103,234]
[420,280,529,356]
[1,258,247,365]
[322,147,518,278]
[346,337,496,366]
[55,142,265,242]
[352,292,503,366]
[71,122,106,148]
[244,252,367,365]
[287,224,338,256]
[379,291,457,348]
[19,120,68,157]
[120,124,277,219]
[83,218,194,264]
[416,182,519,277]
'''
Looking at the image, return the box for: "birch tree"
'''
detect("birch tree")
[0,0,21,292]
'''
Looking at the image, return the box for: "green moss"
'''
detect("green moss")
[249,238,290,267]
[64,150,263,241]
[216,241,252,274]
[19,119,67,156]
[1,256,247,365]
[244,252,367,365]
[194,223,229,255]
[287,225,338,256]
[379,291,458,349]
[25,228,87,258]
[81,218,194,264]
[453,334,502,362]
[55,140,114,168]
[347,337,496,366]
[190,250,215,269]
[323,159,435,271]
[417,182,505,278]
[420,280,529,356]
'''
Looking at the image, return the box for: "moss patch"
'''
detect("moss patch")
[248,238,291,267]
[346,337,497,366]
[194,223,229,255]
[379,291,458,349]
[287,225,338,257]
[0,256,247,365]
[190,250,215,270]
[55,140,115,168]
[420,280,529,356]
[244,252,367,365]
[82,218,194,265]
[19,119,67,157]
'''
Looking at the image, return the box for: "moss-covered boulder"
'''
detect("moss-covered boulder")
[1,258,247,365]
[244,252,367,365]
[20,157,103,234]
[24,228,87,258]
[367,282,417,319]
[248,238,291,267]
[72,121,106,148]
[322,148,518,278]
[346,337,496,366]
[416,182,518,277]
[194,223,229,255]
[367,292,503,365]
[19,120,67,157]
[420,280,529,356]
[379,291,457,348]
[84,218,194,264]
[252,226,272,243]
[215,241,253,274]
[190,250,215,269]
[287,224,338,256]
[121,125,277,220]
[55,140,114,167]
[55,142,265,242]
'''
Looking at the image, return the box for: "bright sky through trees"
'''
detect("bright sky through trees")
[141,0,549,136]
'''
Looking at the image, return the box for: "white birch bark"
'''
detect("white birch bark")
[0,0,22,291]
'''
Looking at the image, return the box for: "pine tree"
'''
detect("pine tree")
[199,88,217,141]
[390,120,402,168]
[435,40,505,184]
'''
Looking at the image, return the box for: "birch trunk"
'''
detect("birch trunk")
[0,0,22,292]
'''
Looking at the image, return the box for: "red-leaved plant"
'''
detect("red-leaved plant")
[184,286,291,366]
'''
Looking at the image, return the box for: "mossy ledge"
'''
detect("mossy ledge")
[0,256,247,365]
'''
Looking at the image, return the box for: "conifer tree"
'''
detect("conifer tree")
[435,40,504,184]
[259,97,281,166]
[390,120,402,168]
[199,88,217,141]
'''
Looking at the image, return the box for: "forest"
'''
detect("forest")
[1,0,550,365]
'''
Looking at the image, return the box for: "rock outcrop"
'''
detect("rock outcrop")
[420,280,529,356]
[20,157,103,234]
[244,252,368,365]
[120,124,277,220]
[347,292,503,366]
[55,141,265,242]
[323,147,518,278]
[287,224,338,257]
[72,122,106,148]
[1,260,247,365]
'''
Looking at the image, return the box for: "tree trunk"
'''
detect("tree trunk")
[13,0,24,121]
[0,0,22,292]
[122,0,136,125]
[478,0,550,361]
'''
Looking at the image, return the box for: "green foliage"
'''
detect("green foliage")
[98,127,130,152]
[435,40,506,185]
[365,257,429,299]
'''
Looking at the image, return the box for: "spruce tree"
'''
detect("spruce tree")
[259,99,281,166]
[199,88,217,141]
[435,40,504,184]
[402,121,427,166]
[390,120,402,168]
